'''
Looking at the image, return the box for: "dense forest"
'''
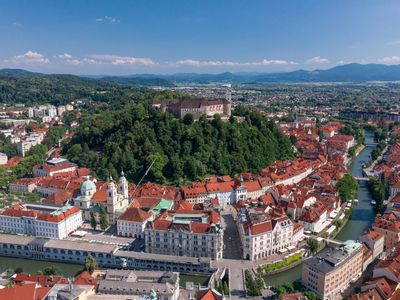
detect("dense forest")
[64,105,294,184]
[0,72,178,106]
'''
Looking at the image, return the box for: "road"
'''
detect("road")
[216,209,306,298]
[221,210,242,259]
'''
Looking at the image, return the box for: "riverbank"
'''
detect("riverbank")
[264,132,377,286]
[0,256,83,277]
[354,144,365,157]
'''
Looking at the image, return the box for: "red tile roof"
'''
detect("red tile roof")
[0,283,50,300]
[349,288,384,300]
[197,289,222,300]
[3,156,22,168]
[42,190,73,205]
[118,207,153,223]
[1,204,80,223]
[14,273,68,287]
[74,271,97,286]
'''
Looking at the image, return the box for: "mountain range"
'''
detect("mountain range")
[2,63,400,85]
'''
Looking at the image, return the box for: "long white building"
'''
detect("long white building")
[0,202,82,239]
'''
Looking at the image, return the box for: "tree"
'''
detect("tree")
[317,128,324,141]
[348,146,356,158]
[0,136,18,157]
[90,211,97,230]
[289,135,297,145]
[0,166,16,187]
[275,286,286,297]
[64,104,294,184]
[223,281,229,295]
[37,266,62,275]
[337,174,358,203]
[26,144,48,161]
[182,113,194,125]
[146,152,166,182]
[304,290,317,300]
[25,192,40,202]
[4,280,13,288]
[45,126,66,148]
[99,203,109,230]
[333,219,342,229]
[308,238,319,254]
[370,176,386,214]
[4,268,14,275]
[244,270,262,296]
[84,255,97,274]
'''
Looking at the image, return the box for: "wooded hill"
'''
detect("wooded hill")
[64,105,294,184]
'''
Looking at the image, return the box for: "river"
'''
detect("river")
[0,256,83,277]
[264,132,376,286]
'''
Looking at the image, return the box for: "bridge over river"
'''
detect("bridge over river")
[354,176,370,182]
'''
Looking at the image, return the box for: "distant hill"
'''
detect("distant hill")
[252,63,400,83]
[3,63,400,85]
[99,75,174,87]
[0,68,44,77]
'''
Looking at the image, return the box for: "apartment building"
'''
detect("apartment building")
[17,132,45,157]
[145,210,224,260]
[372,215,400,249]
[0,152,8,165]
[33,158,78,177]
[238,207,294,261]
[359,229,385,259]
[302,241,363,300]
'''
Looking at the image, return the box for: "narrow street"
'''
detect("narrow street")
[221,210,242,259]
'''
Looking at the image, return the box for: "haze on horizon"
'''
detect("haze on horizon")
[1,0,400,75]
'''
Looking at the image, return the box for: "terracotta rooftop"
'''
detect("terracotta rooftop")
[118,207,153,223]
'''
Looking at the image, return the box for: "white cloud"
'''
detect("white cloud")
[55,53,84,65]
[96,16,119,23]
[377,56,400,64]
[305,56,329,64]
[88,54,157,66]
[337,60,353,65]
[7,51,49,64]
[56,53,73,59]
[174,58,297,67]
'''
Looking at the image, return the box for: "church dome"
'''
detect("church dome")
[80,176,96,194]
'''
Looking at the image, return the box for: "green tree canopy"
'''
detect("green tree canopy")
[337,174,358,203]
[65,104,294,184]
[84,255,97,274]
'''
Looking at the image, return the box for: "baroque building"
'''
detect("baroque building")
[73,171,130,225]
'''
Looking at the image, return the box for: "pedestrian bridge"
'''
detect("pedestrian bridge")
[354,176,369,182]
[323,238,345,245]
[311,236,344,245]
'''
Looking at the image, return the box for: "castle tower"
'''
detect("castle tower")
[223,83,232,117]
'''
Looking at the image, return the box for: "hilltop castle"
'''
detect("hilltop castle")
[151,98,232,120]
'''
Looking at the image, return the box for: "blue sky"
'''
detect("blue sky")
[1,0,400,74]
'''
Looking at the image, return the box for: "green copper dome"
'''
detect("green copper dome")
[80,176,96,193]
